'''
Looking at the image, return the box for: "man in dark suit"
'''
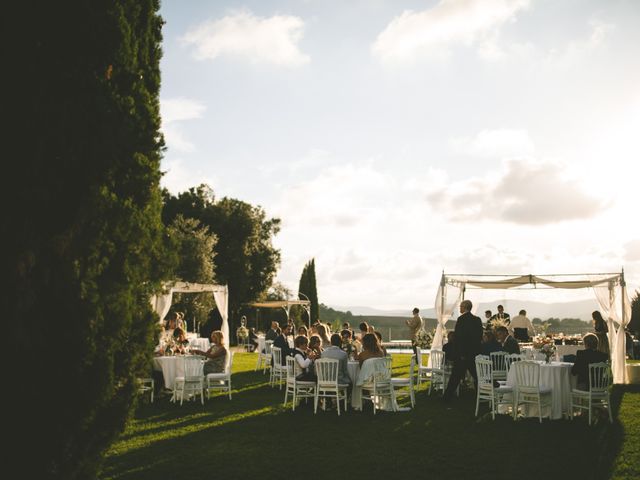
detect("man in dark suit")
[443,299,483,401]
[490,304,511,325]
[496,326,520,354]
[272,323,292,366]
[571,334,609,390]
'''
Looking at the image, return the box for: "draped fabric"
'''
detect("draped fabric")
[150,282,230,348]
[435,272,630,383]
[428,276,463,368]
[212,286,229,351]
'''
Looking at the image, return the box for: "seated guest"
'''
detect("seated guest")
[358,322,370,341]
[172,327,190,352]
[176,311,186,331]
[317,324,332,348]
[310,322,320,335]
[265,321,279,342]
[571,334,609,390]
[510,309,534,342]
[481,330,502,355]
[357,333,384,366]
[373,330,387,356]
[341,329,359,358]
[164,312,178,338]
[297,325,309,337]
[496,326,520,354]
[592,311,610,356]
[292,335,317,382]
[322,333,351,385]
[442,331,457,364]
[484,310,493,330]
[193,330,228,375]
[309,334,323,356]
[342,322,356,340]
[273,324,292,365]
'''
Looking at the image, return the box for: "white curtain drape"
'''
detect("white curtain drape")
[591,278,631,384]
[150,282,230,348]
[213,285,229,350]
[428,276,463,367]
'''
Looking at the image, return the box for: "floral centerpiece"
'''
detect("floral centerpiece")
[342,339,360,360]
[414,329,433,349]
[540,343,556,363]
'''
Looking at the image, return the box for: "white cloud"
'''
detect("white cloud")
[545,18,615,68]
[451,128,535,158]
[625,240,640,263]
[181,10,310,67]
[426,159,609,225]
[160,98,206,154]
[372,0,530,65]
[161,98,206,124]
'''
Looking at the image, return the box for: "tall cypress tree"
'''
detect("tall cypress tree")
[298,259,319,322]
[4,1,166,477]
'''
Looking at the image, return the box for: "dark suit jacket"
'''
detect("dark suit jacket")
[501,336,520,354]
[571,349,609,388]
[454,311,483,359]
[273,334,291,365]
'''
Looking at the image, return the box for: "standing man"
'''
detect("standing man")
[443,300,483,402]
[490,305,511,325]
[406,307,423,356]
[510,309,534,341]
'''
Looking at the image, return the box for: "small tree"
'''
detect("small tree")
[166,215,217,330]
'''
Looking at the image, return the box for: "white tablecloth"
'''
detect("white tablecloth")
[347,361,360,385]
[506,361,576,420]
[627,364,640,384]
[153,356,183,390]
[257,335,265,353]
[153,355,205,391]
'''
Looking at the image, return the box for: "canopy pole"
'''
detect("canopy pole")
[440,271,446,322]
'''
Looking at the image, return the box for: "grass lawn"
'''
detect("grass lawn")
[101,353,640,480]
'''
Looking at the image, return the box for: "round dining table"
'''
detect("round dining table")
[153,355,205,391]
[506,360,576,420]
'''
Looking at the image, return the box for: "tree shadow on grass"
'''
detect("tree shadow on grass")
[103,359,638,480]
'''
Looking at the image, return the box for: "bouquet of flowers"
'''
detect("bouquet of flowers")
[342,339,359,360]
[414,329,432,349]
[540,343,556,363]
[236,325,249,341]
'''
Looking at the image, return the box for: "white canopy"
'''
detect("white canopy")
[151,282,229,348]
[246,299,311,326]
[431,271,632,383]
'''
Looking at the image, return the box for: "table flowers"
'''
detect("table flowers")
[414,328,432,349]
[541,343,556,363]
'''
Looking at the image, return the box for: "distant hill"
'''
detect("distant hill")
[336,298,598,322]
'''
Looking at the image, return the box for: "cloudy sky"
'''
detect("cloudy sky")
[159,0,640,311]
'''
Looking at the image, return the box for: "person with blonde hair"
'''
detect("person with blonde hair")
[317,324,332,348]
[193,330,228,375]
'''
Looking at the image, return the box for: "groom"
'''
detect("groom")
[443,299,483,402]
